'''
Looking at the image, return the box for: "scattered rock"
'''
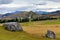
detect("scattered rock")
[45,30,56,39]
[3,22,23,32]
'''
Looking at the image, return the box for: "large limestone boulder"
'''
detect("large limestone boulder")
[45,30,56,39]
[3,22,23,32]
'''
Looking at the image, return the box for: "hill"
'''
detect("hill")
[0,20,60,40]
[1,11,41,20]
[0,10,60,20]
[45,10,60,18]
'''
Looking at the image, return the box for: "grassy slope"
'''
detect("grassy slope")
[0,20,60,40]
[21,20,60,40]
[0,24,41,40]
[21,20,60,25]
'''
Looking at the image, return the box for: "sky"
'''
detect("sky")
[0,0,60,14]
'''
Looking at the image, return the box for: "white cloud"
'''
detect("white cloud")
[0,0,60,14]
[35,1,60,11]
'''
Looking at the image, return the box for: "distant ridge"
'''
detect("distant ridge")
[0,10,60,20]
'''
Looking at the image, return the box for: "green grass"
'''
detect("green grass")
[0,25,55,40]
[21,20,60,26]
[0,25,37,40]
[0,20,60,40]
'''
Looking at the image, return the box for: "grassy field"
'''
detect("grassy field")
[0,20,60,40]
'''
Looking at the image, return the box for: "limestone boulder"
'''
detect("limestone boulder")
[3,22,23,32]
[45,30,56,39]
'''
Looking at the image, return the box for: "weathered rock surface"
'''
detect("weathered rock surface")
[3,22,23,32]
[45,30,56,39]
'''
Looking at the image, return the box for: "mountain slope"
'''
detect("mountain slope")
[45,10,60,18]
[1,10,60,20]
[2,11,41,20]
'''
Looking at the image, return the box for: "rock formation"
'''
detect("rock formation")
[3,22,23,32]
[45,30,56,39]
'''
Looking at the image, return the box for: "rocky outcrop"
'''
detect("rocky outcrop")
[45,30,56,39]
[3,22,23,32]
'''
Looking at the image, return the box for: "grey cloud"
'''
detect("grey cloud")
[48,0,60,2]
[0,0,13,4]
[35,3,46,5]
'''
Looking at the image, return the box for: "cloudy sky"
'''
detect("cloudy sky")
[0,0,60,14]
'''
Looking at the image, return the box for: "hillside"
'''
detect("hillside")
[0,20,60,40]
[0,10,60,20]
[45,10,60,18]
[1,11,41,20]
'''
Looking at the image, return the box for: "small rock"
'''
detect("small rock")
[45,30,56,39]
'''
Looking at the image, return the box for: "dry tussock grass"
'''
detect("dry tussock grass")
[21,24,60,38]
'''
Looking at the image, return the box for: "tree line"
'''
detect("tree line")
[0,17,59,23]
